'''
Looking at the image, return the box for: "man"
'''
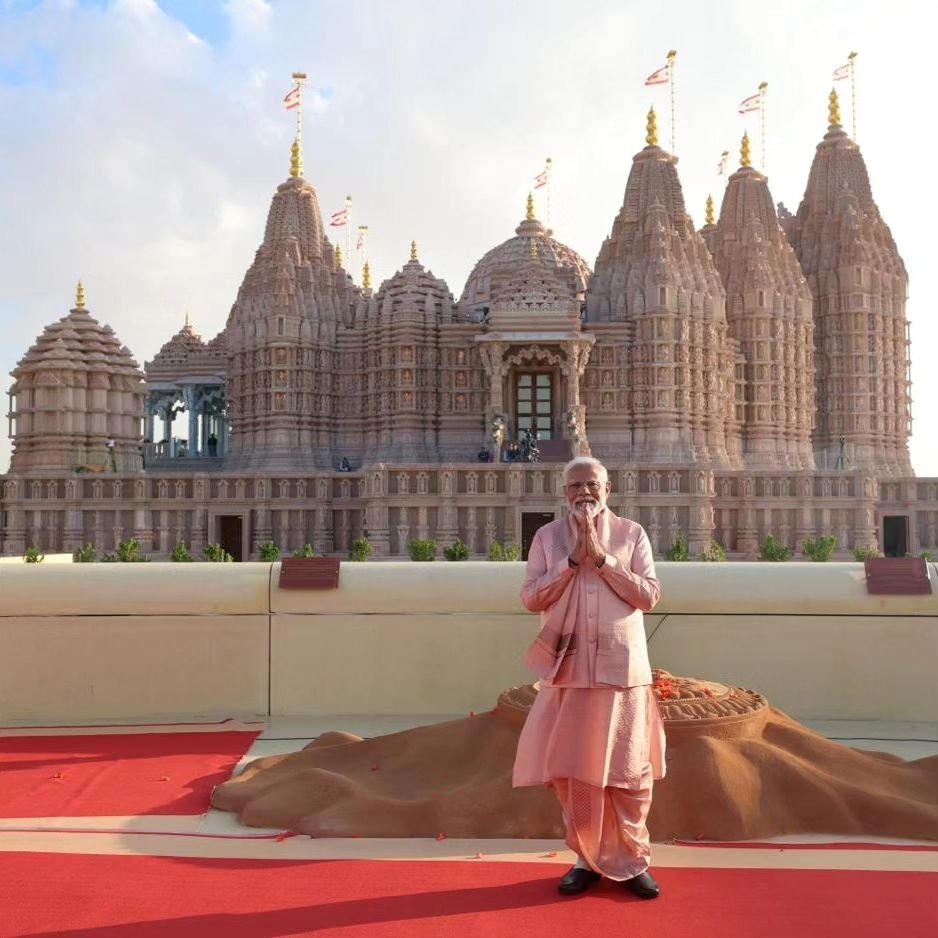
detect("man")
[513,456,665,898]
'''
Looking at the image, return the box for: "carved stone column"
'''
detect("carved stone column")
[478,340,507,426]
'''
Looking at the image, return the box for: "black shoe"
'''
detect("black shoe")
[623,870,660,899]
[558,866,601,895]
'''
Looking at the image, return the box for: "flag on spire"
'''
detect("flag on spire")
[330,208,348,228]
[533,169,548,189]
[738,92,762,114]
[645,64,669,86]
[284,84,301,110]
[356,225,368,251]
[832,64,850,81]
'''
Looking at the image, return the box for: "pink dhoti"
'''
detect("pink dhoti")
[513,684,666,880]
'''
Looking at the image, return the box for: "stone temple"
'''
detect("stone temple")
[2,94,936,561]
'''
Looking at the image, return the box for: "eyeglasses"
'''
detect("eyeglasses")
[565,480,604,493]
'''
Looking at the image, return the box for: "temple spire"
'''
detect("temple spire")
[646,107,659,147]
[410,240,418,262]
[705,194,715,225]
[740,132,752,168]
[828,88,842,127]
[75,280,85,311]
[335,245,344,268]
[184,310,190,328]
[526,192,535,221]
[362,260,372,291]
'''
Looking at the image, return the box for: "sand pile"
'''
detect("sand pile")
[212,672,938,841]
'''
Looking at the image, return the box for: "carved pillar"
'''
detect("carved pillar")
[363,464,390,556]
[561,338,595,456]
[736,475,759,556]
[437,465,459,546]
[478,340,507,425]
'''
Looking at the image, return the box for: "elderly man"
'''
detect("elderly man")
[513,456,665,898]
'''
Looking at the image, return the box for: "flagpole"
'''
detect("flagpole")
[758,81,767,171]
[667,49,677,153]
[291,71,306,148]
[345,195,352,269]
[545,157,553,231]
[848,51,858,139]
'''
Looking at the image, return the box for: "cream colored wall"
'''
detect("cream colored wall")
[1,562,935,722]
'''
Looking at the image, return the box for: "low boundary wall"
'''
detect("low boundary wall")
[1,562,935,723]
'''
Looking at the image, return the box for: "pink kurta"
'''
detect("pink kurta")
[513,511,666,790]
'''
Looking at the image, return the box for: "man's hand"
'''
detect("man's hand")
[583,512,605,566]
[569,512,588,566]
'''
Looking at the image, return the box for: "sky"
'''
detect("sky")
[1,0,936,475]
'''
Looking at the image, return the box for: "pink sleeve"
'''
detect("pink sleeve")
[596,526,661,612]
[521,528,576,612]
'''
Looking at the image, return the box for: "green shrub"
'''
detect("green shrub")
[72,543,97,563]
[699,540,727,562]
[171,541,194,562]
[802,535,837,562]
[853,546,880,561]
[204,543,233,563]
[258,541,281,562]
[920,550,936,562]
[408,539,437,561]
[759,535,792,562]
[116,538,149,562]
[665,535,690,561]
[487,542,521,561]
[24,546,44,564]
[350,537,373,562]
[443,538,471,561]
[292,543,315,558]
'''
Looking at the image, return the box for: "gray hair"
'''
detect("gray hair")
[562,456,609,485]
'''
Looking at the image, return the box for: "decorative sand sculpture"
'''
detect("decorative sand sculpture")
[213,672,938,842]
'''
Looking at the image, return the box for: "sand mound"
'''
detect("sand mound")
[212,672,938,841]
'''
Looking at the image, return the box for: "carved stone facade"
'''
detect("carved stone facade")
[2,98,933,560]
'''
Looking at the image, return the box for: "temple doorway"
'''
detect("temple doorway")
[882,516,909,558]
[218,515,244,562]
[521,511,555,560]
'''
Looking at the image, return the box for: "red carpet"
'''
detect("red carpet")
[0,731,260,818]
[0,852,934,938]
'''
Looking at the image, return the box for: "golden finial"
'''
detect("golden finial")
[75,281,85,311]
[529,237,538,259]
[362,260,372,291]
[705,194,715,226]
[740,132,752,168]
[184,310,190,328]
[410,240,418,262]
[828,88,842,127]
[646,107,658,146]
[526,192,535,221]
[335,245,344,268]
[289,135,303,178]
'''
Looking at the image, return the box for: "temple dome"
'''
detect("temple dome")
[9,286,145,473]
[368,244,456,322]
[459,196,591,315]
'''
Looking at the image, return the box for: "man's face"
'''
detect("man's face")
[564,464,611,516]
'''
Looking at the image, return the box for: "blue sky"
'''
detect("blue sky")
[1,0,936,475]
